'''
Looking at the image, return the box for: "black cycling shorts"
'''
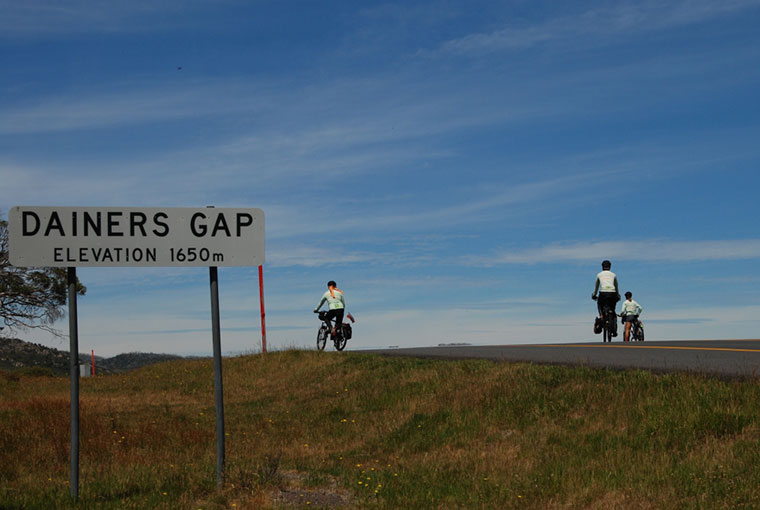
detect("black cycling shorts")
[597,292,619,315]
[324,309,344,329]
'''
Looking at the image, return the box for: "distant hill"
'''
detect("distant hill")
[0,336,183,376]
[98,351,183,372]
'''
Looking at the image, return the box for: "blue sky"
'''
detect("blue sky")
[2,0,759,356]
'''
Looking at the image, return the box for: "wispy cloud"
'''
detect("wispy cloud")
[431,0,760,56]
[472,239,760,265]
[643,304,760,328]
[266,246,382,268]
[258,169,624,251]
[0,80,274,134]
[0,0,225,38]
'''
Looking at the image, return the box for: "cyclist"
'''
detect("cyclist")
[620,291,643,342]
[314,280,345,337]
[592,260,620,337]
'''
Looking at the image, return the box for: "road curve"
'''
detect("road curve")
[364,339,760,379]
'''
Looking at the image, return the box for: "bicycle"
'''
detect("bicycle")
[625,314,645,342]
[600,304,618,342]
[593,294,619,343]
[314,311,352,351]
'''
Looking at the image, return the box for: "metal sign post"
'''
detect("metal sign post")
[209,266,225,486]
[67,267,80,500]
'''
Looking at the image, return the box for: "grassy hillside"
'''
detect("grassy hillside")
[1,350,759,509]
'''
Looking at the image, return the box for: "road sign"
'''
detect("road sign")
[9,206,265,267]
[8,205,266,499]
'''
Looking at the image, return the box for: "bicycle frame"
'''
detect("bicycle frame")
[315,310,349,351]
[601,305,616,343]
[628,315,644,342]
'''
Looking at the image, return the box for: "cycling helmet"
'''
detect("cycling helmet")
[625,291,632,298]
[327,280,337,287]
[601,260,611,270]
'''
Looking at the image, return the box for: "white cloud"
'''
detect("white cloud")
[0,0,227,37]
[22,297,760,357]
[432,0,760,56]
[266,246,382,268]
[0,80,273,134]
[263,169,622,246]
[0,162,141,208]
[473,239,760,265]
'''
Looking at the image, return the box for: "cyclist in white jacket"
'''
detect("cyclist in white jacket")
[620,291,643,342]
[314,280,345,337]
[592,260,620,337]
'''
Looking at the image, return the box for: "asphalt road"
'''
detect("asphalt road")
[365,339,760,379]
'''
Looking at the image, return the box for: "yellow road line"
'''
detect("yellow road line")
[544,344,760,353]
[710,338,760,342]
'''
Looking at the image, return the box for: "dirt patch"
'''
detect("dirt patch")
[269,470,353,508]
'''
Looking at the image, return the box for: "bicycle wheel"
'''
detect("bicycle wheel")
[334,330,347,351]
[634,324,645,342]
[603,311,614,342]
[316,326,328,351]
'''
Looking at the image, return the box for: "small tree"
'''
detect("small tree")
[0,217,86,335]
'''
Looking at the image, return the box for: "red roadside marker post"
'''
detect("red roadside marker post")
[258,265,267,353]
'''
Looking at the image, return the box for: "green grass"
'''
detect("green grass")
[1,351,759,509]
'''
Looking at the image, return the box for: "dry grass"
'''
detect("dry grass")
[1,351,760,509]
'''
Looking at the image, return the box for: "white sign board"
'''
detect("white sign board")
[9,206,265,267]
